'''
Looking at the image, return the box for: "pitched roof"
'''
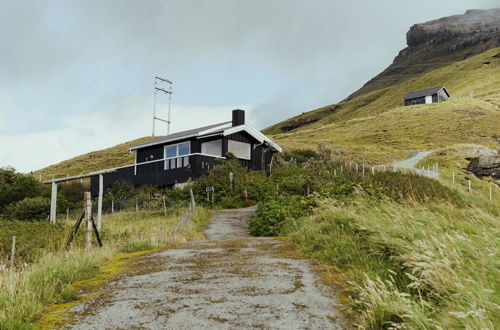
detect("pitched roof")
[129,120,282,153]
[129,121,231,150]
[403,86,448,100]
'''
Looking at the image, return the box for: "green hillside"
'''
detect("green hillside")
[33,136,157,182]
[265,48,500,164]
[34,49,499,180]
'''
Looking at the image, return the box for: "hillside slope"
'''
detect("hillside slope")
[33,136,157,182]
[265,9,500,135]
[267,48,500,163]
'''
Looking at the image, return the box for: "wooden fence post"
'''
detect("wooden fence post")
[229,172,234,190]
[489,183,492,201]
[468,180,472,194]
[111,199,114,214]
[97,174,103,230]
[162,196,167,216]
[50,181,58,224]
[452,171,455,184]
[84,192,92,252]
[10,236,16,269]
[189,189,196,210]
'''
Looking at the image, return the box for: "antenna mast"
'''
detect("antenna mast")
[152,76,173,136]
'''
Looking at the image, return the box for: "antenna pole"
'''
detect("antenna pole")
[152,79,157,136]
[151,76,173,137]
[167,85,172,135]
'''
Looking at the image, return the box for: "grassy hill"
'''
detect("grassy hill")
[34,49,499,180]
[265,48,500,164]
[33,136,157,182]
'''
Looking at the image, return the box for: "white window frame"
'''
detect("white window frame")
[201,139,222,157]
[227,140,251,160]
[164,142,190,170]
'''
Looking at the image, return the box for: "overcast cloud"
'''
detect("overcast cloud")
[0,0,497,173]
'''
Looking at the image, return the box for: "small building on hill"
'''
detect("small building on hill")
[90,109,281,195]
[403,86,450,106]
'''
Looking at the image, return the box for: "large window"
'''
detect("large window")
[164,142,190,170]
[201,139,222,156]
[228,140,251,160]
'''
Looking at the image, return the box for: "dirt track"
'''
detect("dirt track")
[60,206,346,329]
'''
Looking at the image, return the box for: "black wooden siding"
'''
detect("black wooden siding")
[90,131,276,196]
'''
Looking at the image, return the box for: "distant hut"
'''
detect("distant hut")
[403,86,450,106]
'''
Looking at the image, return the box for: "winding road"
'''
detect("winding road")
[393,151,438,178]
[58,206,346,329]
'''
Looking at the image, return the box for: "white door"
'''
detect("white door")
[425,95,432,104]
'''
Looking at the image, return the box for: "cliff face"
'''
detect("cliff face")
[349,9,500,99]
[407,9,500,46]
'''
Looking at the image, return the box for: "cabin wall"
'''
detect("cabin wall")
[91,131,278,196]
[404,96,426,106]
[438,90,449,101]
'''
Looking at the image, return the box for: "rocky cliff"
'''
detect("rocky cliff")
[349,9,500,99]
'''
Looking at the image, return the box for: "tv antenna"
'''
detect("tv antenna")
[152,76,173,136]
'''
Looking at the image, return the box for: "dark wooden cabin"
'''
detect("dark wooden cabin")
[90,109,281,195]
[403,86,450,106]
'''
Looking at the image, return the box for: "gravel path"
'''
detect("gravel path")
[60,206,346,329]
[394,151,438,178]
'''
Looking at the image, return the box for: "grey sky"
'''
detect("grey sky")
[0,0,497,173]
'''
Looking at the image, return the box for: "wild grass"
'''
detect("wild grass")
[0,221,68,265]
[266,48,500,164]
[31,136,157,181]
[0,206,211,329]
[414,145,500,217]
[285,198,499,329]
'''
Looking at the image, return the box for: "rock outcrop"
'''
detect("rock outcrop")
[467,155,500,179]
[349,9,500,99]
[406,9,500,46]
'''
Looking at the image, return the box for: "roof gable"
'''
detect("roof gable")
[128,121,282,153]
[403,86,447,100]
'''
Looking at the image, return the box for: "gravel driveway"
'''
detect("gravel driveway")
[59,206,346,329]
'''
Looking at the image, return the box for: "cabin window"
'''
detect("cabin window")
[201,139,222,156]
[164,142,190,170]
[228,140,251,160]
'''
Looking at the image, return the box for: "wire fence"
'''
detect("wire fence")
[1,194,195,271]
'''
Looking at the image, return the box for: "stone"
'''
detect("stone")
[467,155,500,179]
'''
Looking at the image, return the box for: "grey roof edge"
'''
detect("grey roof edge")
[129,121,231,151]
[403,86,447,100]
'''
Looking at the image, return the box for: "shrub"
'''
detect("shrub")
[0,167,44,210]
[277,149,318,164]
[5,197,51,221]
[250,196,316,236]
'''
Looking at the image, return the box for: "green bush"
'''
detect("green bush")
[5,197,51,221]
[0,167,44,210]
[250,196,316,236]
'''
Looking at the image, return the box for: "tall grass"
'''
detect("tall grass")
[0,206,210,329]
[285,199,499,329]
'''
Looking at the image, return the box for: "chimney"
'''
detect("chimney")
[232,109,245,126]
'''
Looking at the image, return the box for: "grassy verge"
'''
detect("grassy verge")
[0,207,211,329]
[283,198,499,329]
